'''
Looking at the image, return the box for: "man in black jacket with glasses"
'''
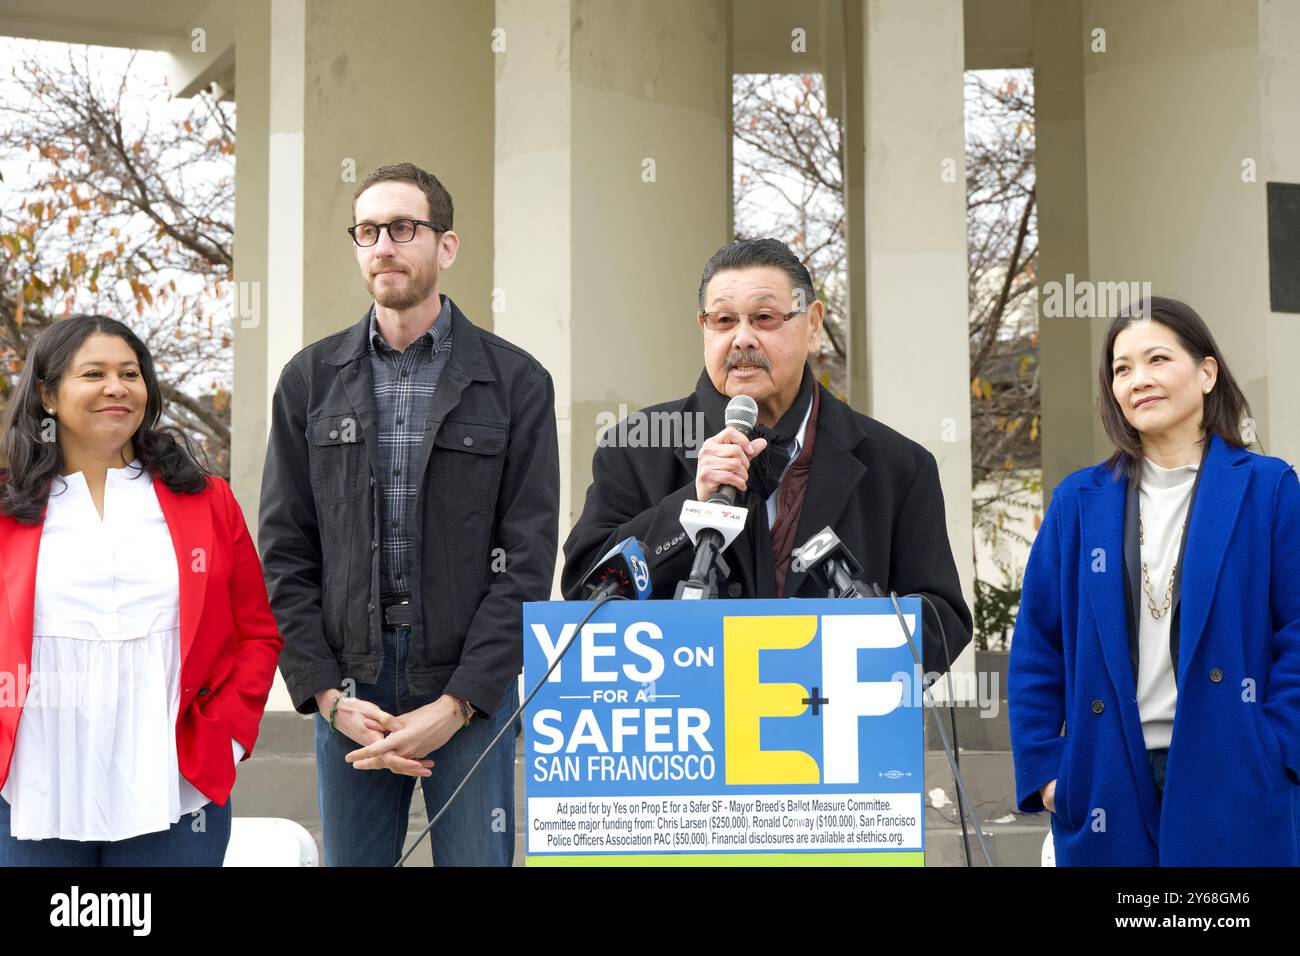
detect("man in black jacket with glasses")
[259,163,559,866]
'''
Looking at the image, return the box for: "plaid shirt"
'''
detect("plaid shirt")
[368,295,453,603]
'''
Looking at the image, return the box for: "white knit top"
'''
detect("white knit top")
[1135,456,1199,751]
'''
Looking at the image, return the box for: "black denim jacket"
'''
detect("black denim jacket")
[258,301,559,716]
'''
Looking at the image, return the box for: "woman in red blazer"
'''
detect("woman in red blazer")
[0,315,282,866]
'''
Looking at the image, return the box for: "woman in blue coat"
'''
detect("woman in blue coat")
[1009,297,1300,866]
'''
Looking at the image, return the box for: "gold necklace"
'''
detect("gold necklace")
[1138,509,1182,620]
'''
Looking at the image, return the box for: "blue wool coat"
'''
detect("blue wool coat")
[1009,435,1300,866]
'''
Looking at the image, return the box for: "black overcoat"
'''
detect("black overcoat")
[561,380,973,676]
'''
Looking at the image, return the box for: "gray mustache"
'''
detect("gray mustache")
[726,350,771,371]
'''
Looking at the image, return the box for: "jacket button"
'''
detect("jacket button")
[654,546,662,555]
[728,582,743,597]
[1210,667,1224,683]
[328,429,339,440]
[369,477,375,487]
[368,603,375,613]
[1091,699,1104,714]
[463,436,474,446]
[371,541,378,551]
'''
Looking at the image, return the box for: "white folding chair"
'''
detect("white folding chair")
[223,817,318,867]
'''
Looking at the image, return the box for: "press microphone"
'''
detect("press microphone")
[707,394,760,507]
[788,525,992,866]
[580,537,653,600]
[791,526,875,598]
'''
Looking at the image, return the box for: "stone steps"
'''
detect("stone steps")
[924,823,1050,867]
[923,749,1048,867]
[924,702,1011,751]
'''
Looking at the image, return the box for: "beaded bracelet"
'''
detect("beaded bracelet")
[328,694,343,733]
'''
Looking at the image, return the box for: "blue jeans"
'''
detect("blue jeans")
[315,626,519,867]
[0,796,231,866]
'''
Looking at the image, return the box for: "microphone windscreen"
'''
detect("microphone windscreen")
[724,394,759,435]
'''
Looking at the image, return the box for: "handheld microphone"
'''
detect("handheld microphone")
[580,537,652,600]
[675,395,760,599]
[707,395,760,507]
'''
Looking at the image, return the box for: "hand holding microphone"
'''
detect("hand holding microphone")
[676,396,763,599]
[694,395,768,503]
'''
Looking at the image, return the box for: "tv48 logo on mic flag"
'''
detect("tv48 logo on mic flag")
[523,598,924,865]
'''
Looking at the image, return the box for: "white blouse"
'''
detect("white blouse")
[1135,456,1199,751]
[0,460,242,841]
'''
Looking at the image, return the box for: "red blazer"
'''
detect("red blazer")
[0,473,283,807]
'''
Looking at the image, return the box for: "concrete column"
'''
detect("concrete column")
[260,0,305,506]
[241,0,495,493]
[1036,0,1298,492]
[854,0,976,680]
[494,0,731,552]
[1031,0,1108,500]
[230,0,271,514]
[1081,0,1272,451]
[235,0,495,709]
[843,0,868,409]
[1259,0,1300,465]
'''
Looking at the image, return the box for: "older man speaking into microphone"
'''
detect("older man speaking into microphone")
[561,238,972,677]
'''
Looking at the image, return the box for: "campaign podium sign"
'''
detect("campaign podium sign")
[522,598,924,866]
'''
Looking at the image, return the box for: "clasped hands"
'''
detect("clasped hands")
[318,690,467,777]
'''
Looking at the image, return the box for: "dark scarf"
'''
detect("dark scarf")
[692,364,818,596]
[771,384,820,593]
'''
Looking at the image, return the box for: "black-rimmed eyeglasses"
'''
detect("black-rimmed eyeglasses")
[347,218,447,247]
